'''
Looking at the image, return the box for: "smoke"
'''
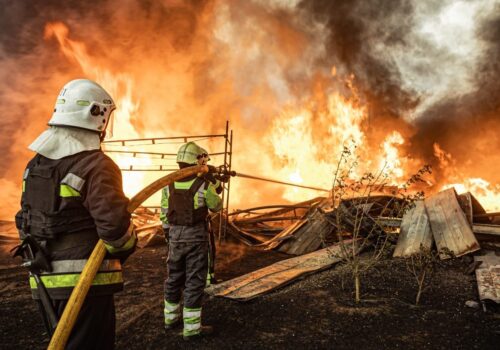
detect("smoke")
[298,0,500,191]
[0,0,499,220]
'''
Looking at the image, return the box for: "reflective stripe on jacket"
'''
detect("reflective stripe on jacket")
[29,259,124,299]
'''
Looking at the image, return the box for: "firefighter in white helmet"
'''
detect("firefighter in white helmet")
[160,141,222,340]
[14,79,136,349]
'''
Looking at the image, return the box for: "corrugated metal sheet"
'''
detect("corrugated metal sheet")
[474,251,500,304]
[277,209,330,255]
[424,188,480,259]
[393,201,433,257]
[205,240,354,301]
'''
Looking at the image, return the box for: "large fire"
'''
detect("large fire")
[0,0,498,222]
[41,21,500,212]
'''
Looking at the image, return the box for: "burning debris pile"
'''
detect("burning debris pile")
[2,0,500,224]
[204,187,500,307]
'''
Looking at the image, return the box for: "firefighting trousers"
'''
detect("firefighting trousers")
[164,234,209,308]
[49,295,116,350]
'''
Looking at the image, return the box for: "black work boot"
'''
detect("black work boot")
[183,325,214,341]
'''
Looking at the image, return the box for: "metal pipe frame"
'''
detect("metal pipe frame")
[218,121,229,243]
[104,123,234,245]
[104,150,227,158]
[225,129,233,240]
[102,134,226,146]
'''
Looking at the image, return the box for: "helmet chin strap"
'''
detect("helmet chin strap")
[99,130,106,142]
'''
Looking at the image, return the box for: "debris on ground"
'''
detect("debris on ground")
[474,250,500,308]
[425,188,480,258]
[393,201,432,257]
[208,187,500,310]
[205,240,354,301]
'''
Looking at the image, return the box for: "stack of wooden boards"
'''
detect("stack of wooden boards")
[209,188,500,303]
[393,188,499,258]
[393,188,499,308]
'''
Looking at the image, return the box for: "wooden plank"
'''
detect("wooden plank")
[474,251,500,304]
[247,197,325,221]
[260,219,308,250]
[377,217,402,228]
[473,224,500,237]
[277,209,332,255]
[393,201,433,257]
[424,188,480,259]
[205,240,352,301]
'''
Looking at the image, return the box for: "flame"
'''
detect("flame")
[435,143,500,211]
[38,20,498,213]
[44,22,150,198]
[268,80,408,202]
[379,131,405,180]
[443,179,500,212]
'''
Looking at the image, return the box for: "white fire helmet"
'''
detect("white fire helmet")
[48,79,116,133]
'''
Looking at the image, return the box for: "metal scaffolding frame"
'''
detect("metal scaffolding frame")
[102,121,233,240]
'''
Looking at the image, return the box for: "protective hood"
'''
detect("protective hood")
[28,126,101,160]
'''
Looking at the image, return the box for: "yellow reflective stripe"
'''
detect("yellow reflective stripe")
[29,271,123,289]
[160,187,169,224]
[59,184,80,197]
[164,300,180,313]
[22,180,25,192]
[173,179,196,190]
[76,100,90,106]
[194,191,199,209]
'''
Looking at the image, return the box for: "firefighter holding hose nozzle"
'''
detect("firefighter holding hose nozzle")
[160,141,225,340]
[13,79,136,349]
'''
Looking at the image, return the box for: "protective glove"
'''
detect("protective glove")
[203,172,218,185]
[214,174,230,183]
[207,165,217,173]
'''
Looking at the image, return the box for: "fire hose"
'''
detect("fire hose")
[48,165,209,350]
[213,166,330,192]
[48,164,326,348]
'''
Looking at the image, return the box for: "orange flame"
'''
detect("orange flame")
[41,21,499,213]
[44,22,151,198]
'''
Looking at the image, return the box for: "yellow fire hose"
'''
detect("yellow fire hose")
[48,164,208,350]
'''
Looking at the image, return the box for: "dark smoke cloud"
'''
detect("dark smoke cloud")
[299,0,500,188]
[0,0,499,220]
[411,5,500,186]
[298,0,420,120]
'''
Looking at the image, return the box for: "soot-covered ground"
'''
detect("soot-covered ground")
[0,239,499,349]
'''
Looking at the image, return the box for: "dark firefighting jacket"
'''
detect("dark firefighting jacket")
[160,175,222,228]
[15,150,134,299]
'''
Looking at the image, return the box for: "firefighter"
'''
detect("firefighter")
[160,141,222,340]
[14,79,136,349]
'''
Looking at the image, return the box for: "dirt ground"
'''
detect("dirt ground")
[1,238,499,350]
